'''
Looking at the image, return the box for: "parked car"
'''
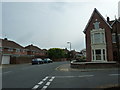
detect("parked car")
[43,58,53,63]
[32,58,44,65]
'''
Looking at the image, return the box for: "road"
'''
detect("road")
[2,61,120,89]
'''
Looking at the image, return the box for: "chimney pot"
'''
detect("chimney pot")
[4,38,8,40]
[107,17,110,22]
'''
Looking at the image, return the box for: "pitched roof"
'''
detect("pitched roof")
[25,44,41,51]
[1,38,24,49]
[83,8,112,33]
[111,19,120,26]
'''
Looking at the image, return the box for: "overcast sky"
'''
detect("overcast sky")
[1,0,120,51]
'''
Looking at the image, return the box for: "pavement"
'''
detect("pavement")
[0,63,31,69]
[56,63,119,72]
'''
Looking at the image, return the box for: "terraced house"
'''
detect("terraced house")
[0,38,48,64]
[25,44,47,58]
[0,38,28,64]
[84,8,120,62]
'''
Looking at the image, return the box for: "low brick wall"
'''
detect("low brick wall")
[71,62,119,69]
[10,56,32,64]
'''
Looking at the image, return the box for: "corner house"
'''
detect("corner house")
[84,8,120,62]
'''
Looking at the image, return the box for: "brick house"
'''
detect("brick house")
[0,38,49,64]
[83,8,120,62]
[80,49,86,57]
[25,44,47,58]
[0,38,28,64]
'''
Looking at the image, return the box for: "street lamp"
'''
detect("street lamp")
[67,42,71,51]
[67,42,72,62]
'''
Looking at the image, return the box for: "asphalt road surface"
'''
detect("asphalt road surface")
[2,61,120,89]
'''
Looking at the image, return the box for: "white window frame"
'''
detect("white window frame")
[91,29,105,45]
[92,48,107,62]
[16,49,20,52]
[91,28,107,62]
[8,48,13,52]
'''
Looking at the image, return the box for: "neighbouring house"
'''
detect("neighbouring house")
[83,8,120,62]
[1,38,28,64]
[80,49,86,57]
[0,38,49,64]
[70,50,80,60]
[63,48,69,55]
[25,44,47,59]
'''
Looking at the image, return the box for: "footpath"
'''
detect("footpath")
[0,63,31,69]
[56,64,119,72]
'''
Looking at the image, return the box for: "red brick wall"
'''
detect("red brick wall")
[112,21,120,61]
[10,56,32,64]
[3,48,27,55]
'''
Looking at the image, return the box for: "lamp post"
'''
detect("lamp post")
[67,42,72,62]
[67,42,71,51]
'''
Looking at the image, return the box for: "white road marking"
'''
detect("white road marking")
[53,75,94,78]
[49,79,53,82]
[109,74,120,76]
[32,76,49,90]
[51,76,55,79]
[41,77,55,90]
[32,85,39,90]
[46,82,51,86]
[41,86,48,90]
[78,75,94,77]
[42,76,48,81]
[38,81,43,85]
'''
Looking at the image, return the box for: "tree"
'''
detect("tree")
[48,48,65,59]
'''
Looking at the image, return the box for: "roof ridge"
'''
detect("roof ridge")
[2,38,24,49]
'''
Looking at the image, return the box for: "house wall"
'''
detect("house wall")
[27,50,47,57]
[112,21,120,61]
[3,48,27,56]
[85,10,113,62]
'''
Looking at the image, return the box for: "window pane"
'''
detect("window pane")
[112,35,116,43]
[93,21,100,29]
[102,33,104,43]
[94,33,101,43]
[95,49,101,60]
[95,49,101,54]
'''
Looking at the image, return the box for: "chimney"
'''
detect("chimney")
[4,38,8,40]
[107,17,110,22]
